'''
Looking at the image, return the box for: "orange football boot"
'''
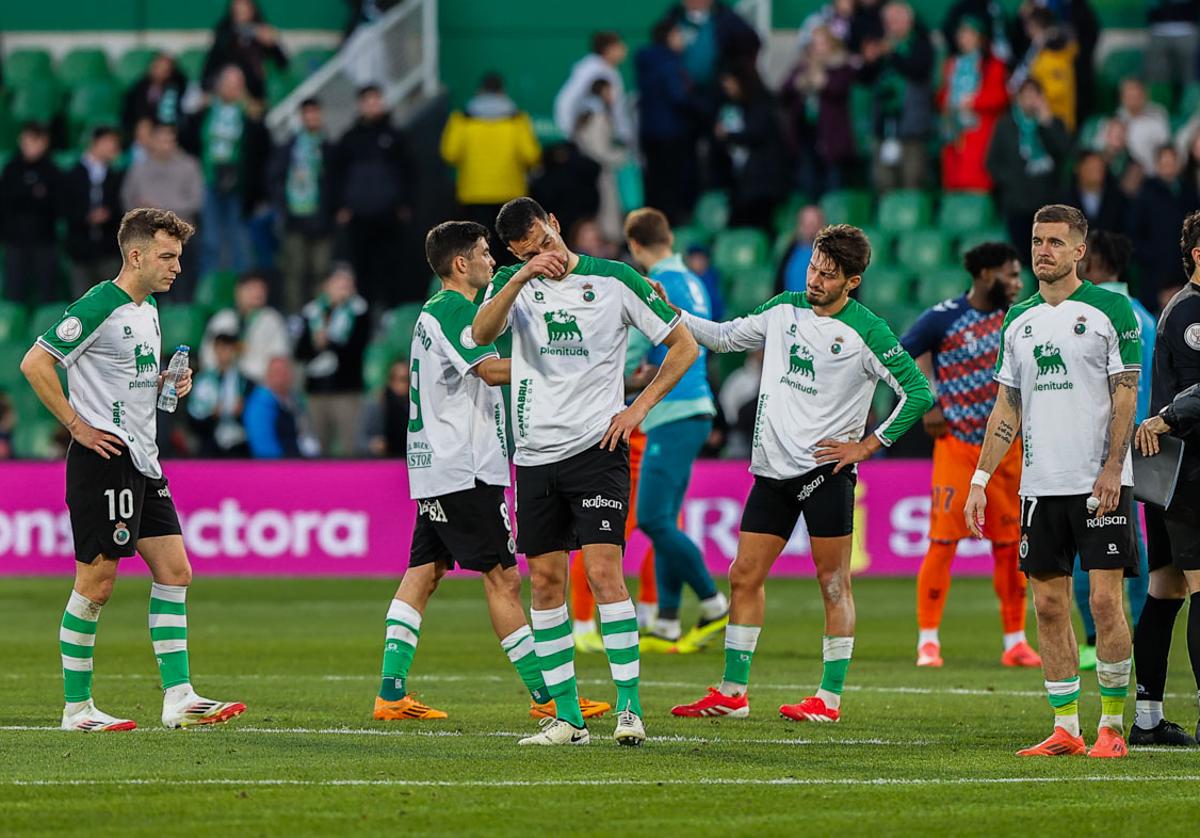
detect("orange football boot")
[1016,726,1087,756]
[529,696,611,720]
[1087,727,1129,758]
[373,695,447,720]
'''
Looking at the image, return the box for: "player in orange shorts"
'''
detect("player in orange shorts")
[901,242,1040,668]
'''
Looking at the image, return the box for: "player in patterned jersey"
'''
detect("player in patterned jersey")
[20,208,245,732]
[667,224,934,723]
[373,221,609,724]
[966,205,1140,758]
[473,198,699,746]
[901,242,1040,669]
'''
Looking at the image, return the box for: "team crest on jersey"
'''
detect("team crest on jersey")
[113,522,131,546]
[1074,315,1087,335]
[787,343,816,379]
[830,336,844,355]
[56,316,83,343]
[460,326,477,350]
[581,282,596,303]
[544,310,583,342]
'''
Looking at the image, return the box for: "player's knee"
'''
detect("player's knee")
[728,561,764,594]
[1033,590,1070,622]
[1088,588,1123,624]
[817,568,850,604]
[530,564,564,595]
[80,579,114,605]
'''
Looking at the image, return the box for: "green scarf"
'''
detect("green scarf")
[286,131,323,217]
[306,295,357,345]
[1013,106,1052,175]
[943,51,981,140]
[876,34,913,129]
[202,102,245,189]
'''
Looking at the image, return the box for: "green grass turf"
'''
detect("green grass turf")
[2,575,1198,836]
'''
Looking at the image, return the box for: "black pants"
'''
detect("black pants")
[343,213,412,307]
[3,243,60,304]
[642,136,698,226]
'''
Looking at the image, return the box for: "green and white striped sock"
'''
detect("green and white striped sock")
[380,598,421,701]
[60,591,100,707]
[1097,657,1131,734]
[149,583,190,690]
[501,625,551,704]
[598,600,641,715]
[1046,677,1082,736]
[532,605,584,727]
[815,636,854,710]
[720,624,761,696]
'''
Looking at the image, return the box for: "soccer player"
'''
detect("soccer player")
[20,208,245,731]
[624,208,728,653]
[472,197,699,746]
[374,221,609,724]
[902,242,1040,668]
[966,204,1140,758]
[1129,209,1200,747]
[1073,232,1153,671]
[668,224,934,722]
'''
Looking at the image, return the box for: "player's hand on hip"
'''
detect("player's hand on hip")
[71,420,124,460]
[600,405,646,451]
[814,437,869,474]
[1090,469,1122,517]
[964,485,987,539]
[1134,415,1169,456]
[514,252,568,283]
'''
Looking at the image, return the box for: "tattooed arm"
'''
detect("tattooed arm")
[1092,369,1139,516]
[964,384,1021,538]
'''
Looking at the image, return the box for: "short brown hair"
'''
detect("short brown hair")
[812,224,871,278]
[117,208,195,255]
[1181,210,1200,277]
[623,208,672,248]
[1032,204,1088,240]
[592,31,622,55]
[425,220,489,278]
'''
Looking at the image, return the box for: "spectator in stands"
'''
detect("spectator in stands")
[1181,131,1200,197]
[858,1,935,192]
[529,142,601,241]
[717,63,789,232]
[717,348,763,458]
[1106,78,1171,173]
[849,0,886,52]
[684,244,724,321]
[1010,0,1098,126]
[244,356,308,458]
[941,0,1014,63]
[201,0,289,101]
[1144,0,1200,95]
[293,264,371,457]
[774,204,826,294]
[936,16,1009,191]
[1128,144,1200,311]
[270,96,334,314]
[572,79,628,242]
[122,52,186,138]
[60,127,124,299]
[182,64,269,282]
[186,331,250,457]
[330,84,416,306]
[358,359,409,457]
[660,0,761,111]
[202,271,291,384]
[440,72,541,235]
[637,19,700,225]
[798,0,855,50]
[781,25,856,199]
[0,122,60,304]
[1008,7,1077,132]
[554,31,631,145]
[568,218,620,261]
[987,78,1071,260]
[1065,150,1127,234]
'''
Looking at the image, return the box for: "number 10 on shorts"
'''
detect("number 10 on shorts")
[104,488,134,520]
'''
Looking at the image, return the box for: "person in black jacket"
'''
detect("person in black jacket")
[0,122,60,304]
[269,97,334,314]
[122,52,187,138]
[60,127,125,298]
[659,0,761,112]
[201,0,289,100]
[1128,145,1200,312]
[636,19,700,225]
[293,264,371,457]
[528,141,601,241]
[330,84,416,306]
[1129,208,1200,747]
[714,63,788,232]
[1065,151,1127,235]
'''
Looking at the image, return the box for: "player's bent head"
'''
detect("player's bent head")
[1180,209,1200,279]
[425,220,491,281]
[117,208,195,267]
[963,241,1020,280]
[497,198,565,263]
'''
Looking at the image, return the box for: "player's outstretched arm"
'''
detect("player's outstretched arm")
[20,344,124,459]
[964,383,1021,538]
[679,309,769,354]
[600,322,698,450]
[474,357,511,386]
[1093,370,1139,516]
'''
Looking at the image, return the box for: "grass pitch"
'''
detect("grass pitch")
[2,575,1198,836]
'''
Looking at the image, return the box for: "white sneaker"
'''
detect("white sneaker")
[517,717,590,746]
[61,700,136,732]
[613,709,646,747]
[161,688,246,729]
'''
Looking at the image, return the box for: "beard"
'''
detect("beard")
[1034,261,1071,284]
[986,279,1012,310]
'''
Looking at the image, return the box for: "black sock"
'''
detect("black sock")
[656,607,679,622]
[1086,633,1097,647]
[1134,595,1185,704]
[1189,593,1200,692]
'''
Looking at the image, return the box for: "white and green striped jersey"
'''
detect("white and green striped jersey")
[481,254,679,467]
[406,289,509,500]
[37,281,165,479]
[995,281,1142,496]
[682,293,933,480]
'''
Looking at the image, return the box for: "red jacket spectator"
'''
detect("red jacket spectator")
[937,20,1008,191]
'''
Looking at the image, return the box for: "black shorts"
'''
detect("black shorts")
[1145,483,1200,572]
[1018,490,1139,577]
[740,464,857,540]
[514,442,630,556]
[65,442,182,564]
[410,482,516,572]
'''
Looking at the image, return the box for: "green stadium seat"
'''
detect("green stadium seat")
[177,47,208,82]
[266,69,301,107]
[53,150,80,170]
[0,345,29,387]
[724,266,775,317]
[772,192,808,236]
[28,302,72,342]
[115,47,159,88]
[858,267,913,311]
[67,81,121,143]
[956,226,1010,258]
[917,267,969,307]
[1148,81,1175,111]
[59,48,112,88]
[712,228,769,276]
[884,302,924,337]
[672,225,710,255]
[5,50,54,87]
[159,304,208,352]
[0,302,29,345]
[877,189,932,233]
[1181,83,1200,120]
[193,270,238,310]
[694,191,730,235]
[11,413,59,459]
[819,189,871,226]
[1100,48,1143,88]
[897,230,951,273]
[381,303,424,353]
[362,340,399,391]
[938,191,995,236]
[859,226,895,267]
[11,78,61,124]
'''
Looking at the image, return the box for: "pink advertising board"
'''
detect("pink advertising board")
[0,460,1001,577]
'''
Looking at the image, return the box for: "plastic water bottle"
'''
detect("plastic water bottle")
[157,345,190,413]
